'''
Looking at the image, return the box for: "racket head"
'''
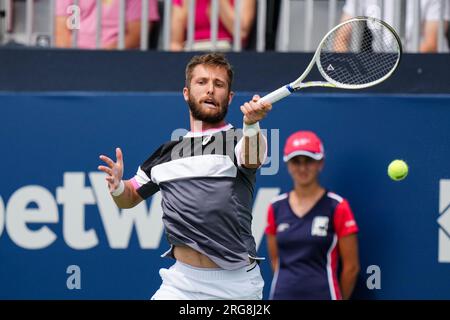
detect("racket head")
[314,16,402,89]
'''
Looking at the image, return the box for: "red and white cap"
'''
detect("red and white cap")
[283,131,325,162]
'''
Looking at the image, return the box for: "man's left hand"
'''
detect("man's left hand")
[240,95,272,125]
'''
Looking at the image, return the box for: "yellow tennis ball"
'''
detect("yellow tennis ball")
[388,160,408,181]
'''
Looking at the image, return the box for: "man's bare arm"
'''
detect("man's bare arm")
[239,95,271,169]
[98,148,143,208]
[55,16,72,48]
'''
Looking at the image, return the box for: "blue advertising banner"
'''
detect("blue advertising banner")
[1,92,449,299]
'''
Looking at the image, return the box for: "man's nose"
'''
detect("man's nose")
[207,81,214,94]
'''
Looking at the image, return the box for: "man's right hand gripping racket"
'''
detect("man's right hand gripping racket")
[259,16,402,104]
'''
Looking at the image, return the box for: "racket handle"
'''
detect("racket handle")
[259,85,293,105]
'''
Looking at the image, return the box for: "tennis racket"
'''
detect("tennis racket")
[259,16,402,104]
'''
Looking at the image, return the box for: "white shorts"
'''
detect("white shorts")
[151,261,264,300]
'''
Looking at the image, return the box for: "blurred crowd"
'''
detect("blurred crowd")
[51,0,263,50]
[1,0,449,52]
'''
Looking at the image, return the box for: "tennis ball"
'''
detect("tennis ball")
[388,160,408,181]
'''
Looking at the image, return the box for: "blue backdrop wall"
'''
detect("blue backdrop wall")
[1,92,449,299]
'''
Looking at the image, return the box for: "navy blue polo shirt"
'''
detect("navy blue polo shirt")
[265,191,358,300]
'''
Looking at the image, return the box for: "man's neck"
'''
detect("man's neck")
[189,117,227,132]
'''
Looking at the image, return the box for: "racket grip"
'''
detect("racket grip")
[259,85,293,105]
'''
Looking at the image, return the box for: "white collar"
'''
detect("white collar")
[184,123,233,138]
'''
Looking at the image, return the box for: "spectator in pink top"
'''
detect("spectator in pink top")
[55,0,160,50]
[170,0,256,51]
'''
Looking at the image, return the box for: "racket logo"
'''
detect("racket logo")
[325,56,368,77]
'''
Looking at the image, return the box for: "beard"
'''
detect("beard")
[187,91,229,124]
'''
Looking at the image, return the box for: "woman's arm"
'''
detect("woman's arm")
[170,1,188,51]
[338,233,360,299]
[266,234,279,272]
[217,0,256,41]
[55,16,72,48]
[420,21,440,53]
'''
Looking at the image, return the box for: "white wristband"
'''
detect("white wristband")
[243,121,260,137]
[111,180,125,197]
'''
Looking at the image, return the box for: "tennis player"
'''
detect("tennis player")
[98,53,271,300]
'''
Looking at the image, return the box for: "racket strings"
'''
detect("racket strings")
[320,19,400,87]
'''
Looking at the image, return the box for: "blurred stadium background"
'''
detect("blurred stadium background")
[1,0,450,299]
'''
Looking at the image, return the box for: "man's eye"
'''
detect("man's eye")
[216,82,224,87]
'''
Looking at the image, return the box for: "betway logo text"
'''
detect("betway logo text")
[0,173,279,250]
[438,179,450,263]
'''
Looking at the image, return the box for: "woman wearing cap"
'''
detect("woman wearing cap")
[265,131,360,300]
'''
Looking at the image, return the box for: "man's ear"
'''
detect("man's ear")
[228,91,234,105]
[183,87,189,102]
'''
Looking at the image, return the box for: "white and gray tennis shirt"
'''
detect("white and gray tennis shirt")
[132,124,264,270]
